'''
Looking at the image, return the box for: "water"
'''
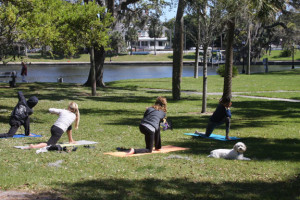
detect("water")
[0,64,298,84]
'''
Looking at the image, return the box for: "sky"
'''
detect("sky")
[159,1,177,22]
[160,8,176,22]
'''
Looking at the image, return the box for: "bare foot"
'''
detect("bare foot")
[154,148,162,151]
[126,148,134,156]
[226,136,231,140]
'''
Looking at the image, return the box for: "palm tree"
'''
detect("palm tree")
[172,0,186,100]
[222,0,285,99]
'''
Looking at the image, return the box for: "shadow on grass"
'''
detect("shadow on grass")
[233,100,300,120]
[183,54,195,60]
[171,136,300,162]
[55,175,300,200]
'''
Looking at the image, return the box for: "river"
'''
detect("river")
[0,64,298,84]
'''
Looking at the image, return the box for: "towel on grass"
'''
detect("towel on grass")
[104,145,190,157]
[184,132,241,141]
[14,140,98,149]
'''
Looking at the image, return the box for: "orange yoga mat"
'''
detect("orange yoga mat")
[104,145,190,157]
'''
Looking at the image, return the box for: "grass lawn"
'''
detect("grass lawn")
[261,49,300,61]
[0,69,300,199]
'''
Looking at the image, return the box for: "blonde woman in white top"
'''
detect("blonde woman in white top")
[29,102,80,149]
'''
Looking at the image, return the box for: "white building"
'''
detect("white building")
[132,26,170,51]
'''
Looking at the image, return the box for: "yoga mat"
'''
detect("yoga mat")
[14,140,98,149]
[184,132,241,141]
[0,133,42,139]
[13,133,42,138]
[60,140,98,147]
[104,145,190,157]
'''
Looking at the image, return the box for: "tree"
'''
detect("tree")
[186,0,225,112]
[148,13,163,55]
[84,0,169,88]
[110,31,126,54]
[220,0,285,99]
[125,27,138,55]
[184,14,201,79]
[0,0,30,62]
[172,0,186,100]
[18,0,113,96]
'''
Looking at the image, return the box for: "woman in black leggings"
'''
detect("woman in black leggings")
[127,96,167,155]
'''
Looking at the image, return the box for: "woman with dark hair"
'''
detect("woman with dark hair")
[127,96,167,155]
[195,97,232,140]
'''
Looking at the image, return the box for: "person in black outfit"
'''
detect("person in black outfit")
[195,97,232,140]
[127,96,167,155]
[0,91,38,138]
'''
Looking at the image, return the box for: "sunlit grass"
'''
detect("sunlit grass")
[0,70,299,199]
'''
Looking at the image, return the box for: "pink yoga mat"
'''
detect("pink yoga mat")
[104,145,190,157]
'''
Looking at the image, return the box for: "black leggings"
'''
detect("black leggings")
[205,117,231,137]
[134,124,162,154]
[47,125,64,145]
[0,118,30,138]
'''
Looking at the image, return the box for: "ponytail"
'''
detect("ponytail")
[69,102,80,129]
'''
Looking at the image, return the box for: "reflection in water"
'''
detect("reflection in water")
[0,64,297,84]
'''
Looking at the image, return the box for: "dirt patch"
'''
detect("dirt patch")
[0,190,64,200]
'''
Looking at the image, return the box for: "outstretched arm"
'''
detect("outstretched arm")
[18,91,26,103]
[49,108,62,115]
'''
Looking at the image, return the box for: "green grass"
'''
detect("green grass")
[0,69,300,199]
[261,49,300,61]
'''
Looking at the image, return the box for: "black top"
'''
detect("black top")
[210,103,231,122]
[140,107,166,131]
[10,91,38,128]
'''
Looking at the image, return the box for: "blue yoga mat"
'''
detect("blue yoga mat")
[184,132,241,141]
[10,133,42,138]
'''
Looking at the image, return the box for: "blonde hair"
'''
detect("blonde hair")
[152,96,167,113]
[68,102,80,129]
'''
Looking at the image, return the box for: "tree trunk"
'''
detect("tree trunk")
[172,0,185,100]
[246,23,251,74]
[90,47,97,96]
[223,17,235,99]
[194,13,200,79]
[84,46,106,87]
[154,37,157,55]
[201,45,208,113]
[84,0,113,88]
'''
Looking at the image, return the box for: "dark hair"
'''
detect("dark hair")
[219,97,231,105]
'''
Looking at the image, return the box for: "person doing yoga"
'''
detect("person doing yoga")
[195,97,232,140]
[28,102,80,149]
[127,96,167,155]
[0,91,38,138]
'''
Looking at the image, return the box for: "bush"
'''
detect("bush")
[280,49,292,57]
[216,65,239,77]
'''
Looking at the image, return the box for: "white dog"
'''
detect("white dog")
[208,142,251,160]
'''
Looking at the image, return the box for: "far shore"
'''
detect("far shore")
[1,60,300,66]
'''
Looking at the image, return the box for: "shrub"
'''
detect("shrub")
[280,49,292,57]
[216,65,239,77]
